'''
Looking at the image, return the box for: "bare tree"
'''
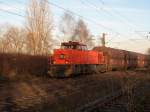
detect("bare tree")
[2,26,26,53]
[0,35,11,53]
[0,30,2,52]
[0,25,9,52]
[147,48,150,55]
[60,12,77,41]
[26,0,53,55]
[0,38,3,52]
[0,26,13,53]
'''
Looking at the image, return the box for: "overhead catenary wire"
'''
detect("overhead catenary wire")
[97,0,139,29]
[0,0,119,44]
[46,0,150,44]
[0,1,56,25]
[46,1,124,36]
[0,8,24,17]
[0,0,150,53]
[10,1,143,46]
[97,0,149,40]
[95,0,150,42]
[80,0,130,42]
[0,0,149,43]
[0,0,25,18]
[80,0,138,45]
[0,0,124,36]
[0,0,26,19]
[81,0,117,20]
[79,0,144,43]
[84,1,140,31]
[81,0,137,31]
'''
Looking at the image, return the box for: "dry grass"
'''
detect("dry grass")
[0,70,149,112]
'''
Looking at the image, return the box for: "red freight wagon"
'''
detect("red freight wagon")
[144,55,150,67]
[48,41,105,77]
[93,46,150,71]
[137,53,145,68]
[93,46,125,71]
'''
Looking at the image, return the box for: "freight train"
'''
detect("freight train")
[48,41,150,77]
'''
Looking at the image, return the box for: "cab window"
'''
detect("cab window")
[81,45,87,51]
[61,44,87,51]
[61,45,70,49]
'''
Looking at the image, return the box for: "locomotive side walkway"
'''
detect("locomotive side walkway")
[0,70,150,112]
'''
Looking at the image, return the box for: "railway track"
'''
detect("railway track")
[0,71,149,112]
[77,90,141,112]
[0,72,125,112]
[77,71,150,112]
[77,90,124,112]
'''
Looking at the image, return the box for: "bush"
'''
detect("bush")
[0,53,49,78]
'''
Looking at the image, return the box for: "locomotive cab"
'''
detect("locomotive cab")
[48,41,88,77]
[61,41,88,51]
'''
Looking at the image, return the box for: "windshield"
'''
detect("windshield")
[61,45,87,50]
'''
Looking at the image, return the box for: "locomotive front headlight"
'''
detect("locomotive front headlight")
[60,54,65,59]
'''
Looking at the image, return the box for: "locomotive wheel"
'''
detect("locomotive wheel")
[64,67,73,77]
[96,64,107,73]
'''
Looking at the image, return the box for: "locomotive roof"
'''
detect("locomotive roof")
[93,46,147,56]
[61,41,86,46]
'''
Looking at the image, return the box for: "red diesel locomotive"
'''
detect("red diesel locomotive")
[48,41,106,77]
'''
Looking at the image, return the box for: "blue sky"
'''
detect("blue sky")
[0,0,150,53]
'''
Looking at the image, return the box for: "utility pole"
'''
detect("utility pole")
[101,33,107,47]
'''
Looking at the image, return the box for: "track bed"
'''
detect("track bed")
[0,71,149,112]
